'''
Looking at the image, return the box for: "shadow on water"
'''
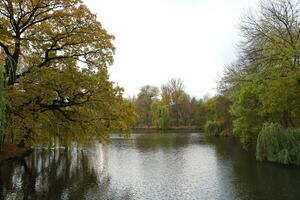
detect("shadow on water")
[133,133,201,151]
[206,137,300,200]
[0,145,134,200]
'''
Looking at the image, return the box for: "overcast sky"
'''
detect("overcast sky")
[83,0,260,98]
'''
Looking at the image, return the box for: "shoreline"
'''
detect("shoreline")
[133,127,202,133]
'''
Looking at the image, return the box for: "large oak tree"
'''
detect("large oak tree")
[0,0,135,148]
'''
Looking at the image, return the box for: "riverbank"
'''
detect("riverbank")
[0,144,32,162]
[133,126,202,133]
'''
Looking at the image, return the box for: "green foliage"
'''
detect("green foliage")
[135,80,201,128]
[135,85,159,127]
[151,100,171,130]
[134,84,233,133]
[230,82,264,149]
[218,0,300,154]
[161,78,191,126]
[200,96,232,136]
[256,123,300,166]
[204,120,222,136]
[193,100,207,130]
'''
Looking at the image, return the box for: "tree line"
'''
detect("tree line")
[131,78,231,132]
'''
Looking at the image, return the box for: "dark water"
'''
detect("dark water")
[1,133,300,200]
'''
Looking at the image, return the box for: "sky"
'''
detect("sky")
[83,0,260,98]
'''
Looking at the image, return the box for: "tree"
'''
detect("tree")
[189,97,199,126]
[0,70,5,151]
[200,96,232,136]
[161,84,171,106]
[194,99,207,130]
[219,0,300,148]
[162,78,188,126]
[135,85,159,127]
[151,100,171,130]
[0,0,135,148]
[177,92,191,126]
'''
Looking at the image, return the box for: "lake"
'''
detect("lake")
[1,133,300,200]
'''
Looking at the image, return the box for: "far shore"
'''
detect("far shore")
[0,128,202,162]
[133,126,202,133]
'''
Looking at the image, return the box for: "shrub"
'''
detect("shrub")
[256,123,300,166]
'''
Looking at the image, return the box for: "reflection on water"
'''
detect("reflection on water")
[210,137,300,200]
[0,145,114,200]
[1,133,300,200]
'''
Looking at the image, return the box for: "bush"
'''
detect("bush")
[256,123,300,166]
[204,120,223,136]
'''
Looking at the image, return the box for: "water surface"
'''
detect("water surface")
[1,133,300,200]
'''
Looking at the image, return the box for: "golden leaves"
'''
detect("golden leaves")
[0,0,135,147]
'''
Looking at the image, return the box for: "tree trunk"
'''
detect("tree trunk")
[0,48,20,151]
[0,71,6,153]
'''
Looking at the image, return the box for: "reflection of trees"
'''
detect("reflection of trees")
[210,137,300,200]
[135,134,190,151]
[0,144,116,200]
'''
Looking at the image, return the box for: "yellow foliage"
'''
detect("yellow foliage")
[0,0,136,147]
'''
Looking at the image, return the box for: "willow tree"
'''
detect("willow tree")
[0,0,136,148]
[135,85,159,127]
[151,100,170,130]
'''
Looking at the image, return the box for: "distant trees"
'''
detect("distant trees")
[135,85,159,127]
[151,100,171,130]
[134,79,194,128]
[162,78,194,126]
[202,96,232,136]
[162,78,185,126]
[133,78,230,130]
